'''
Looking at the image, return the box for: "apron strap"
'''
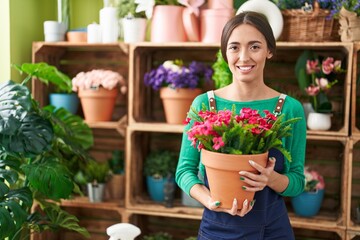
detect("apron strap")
[207,90,286,116]
[273,93,287,116]
[207,90,217,112]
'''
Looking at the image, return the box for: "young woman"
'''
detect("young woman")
[176,11,307,239]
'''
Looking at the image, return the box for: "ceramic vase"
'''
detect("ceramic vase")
[207,0,233,9]
[87,182,106,203]
[200,8,234,43]
[160,87,202,124]
[146,176,175,203]
[201,149,269,209]
[49,93,80,114]
[78,87,118,122]
[291,189,324,217]
[151,5,187,42]
[121,17,147,43]
[307,112,332,131]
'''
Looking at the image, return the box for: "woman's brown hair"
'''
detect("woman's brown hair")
[220,11,276,63]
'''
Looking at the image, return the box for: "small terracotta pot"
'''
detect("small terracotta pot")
[200,9,234,43]
[201,149,268,209]
[160,87,202,124]
[78,87,118,122]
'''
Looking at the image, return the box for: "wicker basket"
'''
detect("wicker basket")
[278,3,340,42]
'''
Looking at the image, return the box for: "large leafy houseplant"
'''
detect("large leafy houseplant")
[211,50,232,89]
[0,62,94,239]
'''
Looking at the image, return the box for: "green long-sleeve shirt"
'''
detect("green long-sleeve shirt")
[175,93,307,198]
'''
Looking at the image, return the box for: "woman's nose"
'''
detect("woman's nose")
[238,49,250,61]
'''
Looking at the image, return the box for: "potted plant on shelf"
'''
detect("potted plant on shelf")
[143,150,178,205]
[83,159,111,203]
[295,50,345,131]
[144,59,213,124]
[115,0,147,43]
[135,0,205,42]
[106,150,126,200]
[291,166,325,217]
[186,106,301,208]
[72,69,127,122]
[0,63,93,239]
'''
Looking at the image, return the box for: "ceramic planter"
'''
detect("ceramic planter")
[146,176,175,204]
[307,112,332,131]
[200,9,234,43]
[291,189,324,217]
[201,149,269,209]
[160,87,202,124]
[151,5,187,42]
[49,93,79,114]
[121,17,147,43]
[78,87,118,122]
[87,182,106,203]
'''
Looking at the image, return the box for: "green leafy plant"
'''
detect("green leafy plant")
[211,50,232,89]
[142,231,173,240]
[0,63,94,239]
[83,160,111,183]
[108,150,125,174]
[115,0,146,18]
[143,150,178,178]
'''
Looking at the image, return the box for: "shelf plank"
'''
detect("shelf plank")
[61,197,124,211]
[127,122,185,133]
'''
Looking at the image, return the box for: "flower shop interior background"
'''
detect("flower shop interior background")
[3,0,360,240]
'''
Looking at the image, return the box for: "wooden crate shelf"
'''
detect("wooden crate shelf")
[32,42,129,124]
[351,42,360,137]
[346,137,360,238]
[128,42,353,137]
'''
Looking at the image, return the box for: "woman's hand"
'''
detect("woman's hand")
[239,157,289,193]
[207,198,255,217]
[239,157,277,192]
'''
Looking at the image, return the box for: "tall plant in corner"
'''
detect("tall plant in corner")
[0,62,93,239]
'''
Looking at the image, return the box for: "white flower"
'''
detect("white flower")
[135,0,155,19]
[163,60,182,73]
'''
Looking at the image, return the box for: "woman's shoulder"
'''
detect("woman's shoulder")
[282,95,305,117]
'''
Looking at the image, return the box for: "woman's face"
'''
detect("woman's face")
[226,23,272,84]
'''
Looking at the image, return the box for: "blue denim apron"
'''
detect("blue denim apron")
[198,148,295,240]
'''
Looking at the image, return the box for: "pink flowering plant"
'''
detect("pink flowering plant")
[186,105,301,161]
[72,69,127,94]
[304,167,325,192]
[296,52,345,113]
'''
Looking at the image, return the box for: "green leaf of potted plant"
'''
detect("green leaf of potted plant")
[0,63,93,239]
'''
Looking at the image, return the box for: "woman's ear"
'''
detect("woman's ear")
[267,52,273,59]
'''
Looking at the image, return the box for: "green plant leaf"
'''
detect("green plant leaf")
[15,62,72,93]
[22,158,74,200]
[44,205,90,238]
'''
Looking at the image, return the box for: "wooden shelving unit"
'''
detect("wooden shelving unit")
[32,41,360,239]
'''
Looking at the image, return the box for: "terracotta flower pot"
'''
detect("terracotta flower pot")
[201,149,269,209]
[160,87,202,124]
[78,87,118,122]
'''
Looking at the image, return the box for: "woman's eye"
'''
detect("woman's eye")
[250,45,260,50]
[228,45,238,51]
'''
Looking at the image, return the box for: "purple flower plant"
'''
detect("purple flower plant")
[144,60,213,91]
